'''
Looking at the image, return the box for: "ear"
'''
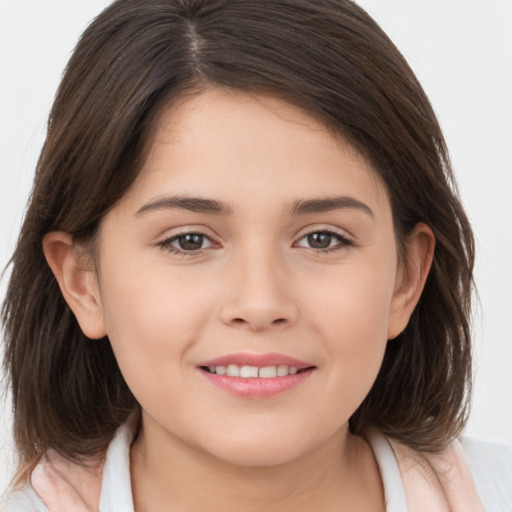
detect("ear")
[43,232,107,339]
[387,222,435,340]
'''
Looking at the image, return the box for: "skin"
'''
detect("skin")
[44,88,435,511]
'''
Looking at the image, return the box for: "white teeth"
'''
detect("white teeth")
[226,364,240,377]
[206,364,303,377]
[240,365,259,378]
[277,365,289,377]
[259,366,277,378]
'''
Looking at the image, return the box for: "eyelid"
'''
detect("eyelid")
[294,224,353,241]
[154,224,221,244]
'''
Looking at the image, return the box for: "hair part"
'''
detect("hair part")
[2,0,474,472]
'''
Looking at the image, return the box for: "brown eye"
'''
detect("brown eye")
[177,233,205,251]
[295,230,352,252]
[159,232,216,254]
[307,232,333,249]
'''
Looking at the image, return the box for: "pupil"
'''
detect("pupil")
[179,234,203,250]
[308,233,331,249]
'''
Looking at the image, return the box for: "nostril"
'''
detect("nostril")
[230,317,287,327]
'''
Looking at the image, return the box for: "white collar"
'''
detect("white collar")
[365,429,407,512]
[98,420,135,512]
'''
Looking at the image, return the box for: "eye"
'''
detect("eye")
[158,232,216,254]
[295,230,352,252]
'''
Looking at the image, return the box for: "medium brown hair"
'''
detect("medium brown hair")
[2,0,474,470]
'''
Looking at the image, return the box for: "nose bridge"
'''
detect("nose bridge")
[220,237,298,330]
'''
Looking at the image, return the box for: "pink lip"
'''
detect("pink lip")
[197,352,316,398]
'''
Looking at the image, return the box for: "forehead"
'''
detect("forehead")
[117,87,389,217]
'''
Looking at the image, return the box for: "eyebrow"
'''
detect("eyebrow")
[136,195,232,216]
[290,196,374,217]
[135,194,373,218]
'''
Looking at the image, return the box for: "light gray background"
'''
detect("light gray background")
[1,0,511,493]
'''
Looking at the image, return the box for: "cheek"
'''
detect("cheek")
[304,256,396,337]
[301,262,396,398]
[97,256,217,377]
[96,265,217,420]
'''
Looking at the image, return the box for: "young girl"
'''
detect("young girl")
[1,1,511,510]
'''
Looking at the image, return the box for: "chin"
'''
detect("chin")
[199,429,318,468]
[212,445,303,468]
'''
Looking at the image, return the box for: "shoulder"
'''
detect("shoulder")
[1,480,49,512]
[461,436,512,512]
[0,419,136,512]
[1,451,104,512]
[386,433,512,512]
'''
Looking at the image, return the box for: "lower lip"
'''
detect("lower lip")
[199,368,315,398]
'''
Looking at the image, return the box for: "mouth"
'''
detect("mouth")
[197,353,316,397]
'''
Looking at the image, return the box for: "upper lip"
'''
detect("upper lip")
[198,352,314,369]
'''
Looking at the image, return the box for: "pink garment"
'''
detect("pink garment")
[387,437,485,511]
[31,451,103,512]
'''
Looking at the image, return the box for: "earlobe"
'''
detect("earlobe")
[42,232,107,340]
[387,223,435,340]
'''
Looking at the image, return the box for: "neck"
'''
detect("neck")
[130,417,385,512]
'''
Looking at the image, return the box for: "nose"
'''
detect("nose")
[219,249,299,332]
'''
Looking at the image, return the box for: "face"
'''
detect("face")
[87,88,413,466]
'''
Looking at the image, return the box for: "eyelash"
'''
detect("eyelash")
[157,229,353,256]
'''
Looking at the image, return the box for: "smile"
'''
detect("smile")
[197,353,316,397]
